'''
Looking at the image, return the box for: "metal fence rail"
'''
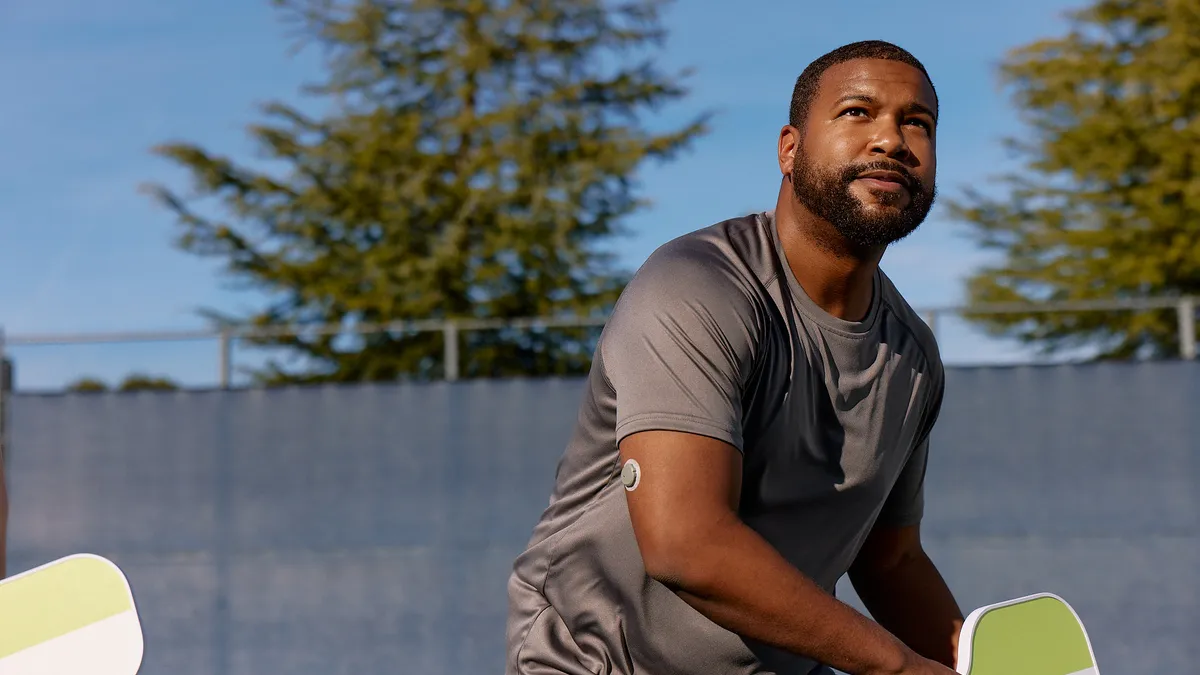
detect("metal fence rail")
[0,296,1196,387]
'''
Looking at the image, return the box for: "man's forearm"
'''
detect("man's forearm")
[850,550,963,668]
[652,519,921,675]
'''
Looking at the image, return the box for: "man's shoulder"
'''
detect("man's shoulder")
[628,212,776,297]
[876,270,943,372]
[601,213,777,364]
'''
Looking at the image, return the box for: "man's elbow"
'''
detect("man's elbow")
[635,518,733,594]
[640,539,689,589]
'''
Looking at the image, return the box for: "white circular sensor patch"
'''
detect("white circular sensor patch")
[621,458,641,491]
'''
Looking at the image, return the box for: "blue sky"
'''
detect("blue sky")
[0,0,1088,390]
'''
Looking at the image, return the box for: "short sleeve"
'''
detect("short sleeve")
[876,364,944,528]
[876,436,930,528]
[600,241,762,453]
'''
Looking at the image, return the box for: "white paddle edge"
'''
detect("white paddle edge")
[0,553,144,674]
[0,610,143,675]
[955,591,1100,675]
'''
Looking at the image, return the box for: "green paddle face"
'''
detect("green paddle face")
[957,593,1099,675]
[0,554,144,675]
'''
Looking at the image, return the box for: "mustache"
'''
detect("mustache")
[841,160,919,190]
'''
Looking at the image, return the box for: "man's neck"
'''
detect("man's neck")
[773,186,884,323]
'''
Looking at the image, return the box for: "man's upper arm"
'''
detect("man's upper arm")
[619,431,743,584]
[856,434,932,573]
[601,243,762,580]
[868,360,940,533]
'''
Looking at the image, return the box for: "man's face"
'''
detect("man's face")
[787,58,938,251]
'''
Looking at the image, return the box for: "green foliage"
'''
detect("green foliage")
[117,374,181,391]
[144,0,708,383]
[948,0,1200,359]
[66,377,109,393]
[65,374,181,392]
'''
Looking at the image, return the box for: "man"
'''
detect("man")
[507,40,963,675]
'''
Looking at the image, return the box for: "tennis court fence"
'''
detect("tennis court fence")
[1,361,1197,674]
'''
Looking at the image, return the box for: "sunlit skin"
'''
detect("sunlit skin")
[802,60,937,210]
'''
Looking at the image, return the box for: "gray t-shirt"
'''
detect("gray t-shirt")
[506,211,944,675]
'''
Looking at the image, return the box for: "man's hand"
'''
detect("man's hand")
[900,654,960,675]
[620,429,935,675]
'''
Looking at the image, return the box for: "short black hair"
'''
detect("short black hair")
[789,40,937,130]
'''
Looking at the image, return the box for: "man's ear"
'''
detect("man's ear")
[777,125,800,176]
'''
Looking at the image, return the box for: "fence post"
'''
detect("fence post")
[923,309,939,342]
[1178,296,1197,360]
[218,330,233,389]
[443,321,460,381]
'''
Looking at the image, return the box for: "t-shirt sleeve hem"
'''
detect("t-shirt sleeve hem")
[615,413,744,454]
[874,506,924,529]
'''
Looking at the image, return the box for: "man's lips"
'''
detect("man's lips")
[855,170,910,192]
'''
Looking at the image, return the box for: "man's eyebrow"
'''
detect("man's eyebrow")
[832,93,938,122]
[833,94,875,107]
[905,101,938,121]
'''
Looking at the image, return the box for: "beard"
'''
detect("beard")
[791,155,936,253]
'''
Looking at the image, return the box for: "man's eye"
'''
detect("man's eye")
[841,107,868,117]
[907,118,932,131]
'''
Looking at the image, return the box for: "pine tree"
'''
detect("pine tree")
[948,0,1200,359]
[145,0,708,382]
